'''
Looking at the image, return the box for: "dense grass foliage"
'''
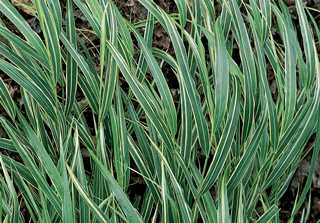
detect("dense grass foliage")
[0,0,319,222]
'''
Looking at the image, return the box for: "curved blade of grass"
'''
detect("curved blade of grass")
[148,139,192,223]
[0,0,47,59]
[130,26,177,135]
[266,44,320,188]
[0,26,48,66]
[296,0,315,89]
[0,118,61,212]
[18,115,64,195]
[64,0,78,115]
[163,11,210,154]
[60,33,99,113]
[85,0,103,23]
[0,42,50,87]
[87,150,143,223]
[256,205,279,223]
[98,3,119,121]
[125,96,156,175]
[0,79,16,120]
[227,112,267,192]
[290,119,320,220]
[200,79,240,193]
[213,22,229,131]
[218,175,230,223]
[67,165,110,223]
[112,87,130,189]
[101,36,175,150]
[0,156,22,223]
[0,139,15,152]
[127,136,161,201]
[34,0,62,84]
[174,0,187,26]
[72,126,90,223]
[161,161,169,223]
[14,175,41,221]
[0,155,37,187]
[138,0,210,154]
[227,0,256,140]
[73,0,100,35]
[273,5,297,127]
[58,138,74,223]
[47,0,62,33]
[135,13,155,81]
[0,59,57,120]
[249,14,279,148]
[180,87,193,164]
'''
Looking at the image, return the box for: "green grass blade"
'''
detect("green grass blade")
[87,150,143,223]
[256,205,279,223]
[0,0,47,59]
[200,79,240,193]
[64,0,78,115]
[213,22,229,131]
[0,59,57,120]
[0,79,16,120]
[67,166,110,223]
[34,0,62,84]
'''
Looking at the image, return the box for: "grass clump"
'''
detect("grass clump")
[0,0,319,222]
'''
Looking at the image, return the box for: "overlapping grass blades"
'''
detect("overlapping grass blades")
[0,0,319,222]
